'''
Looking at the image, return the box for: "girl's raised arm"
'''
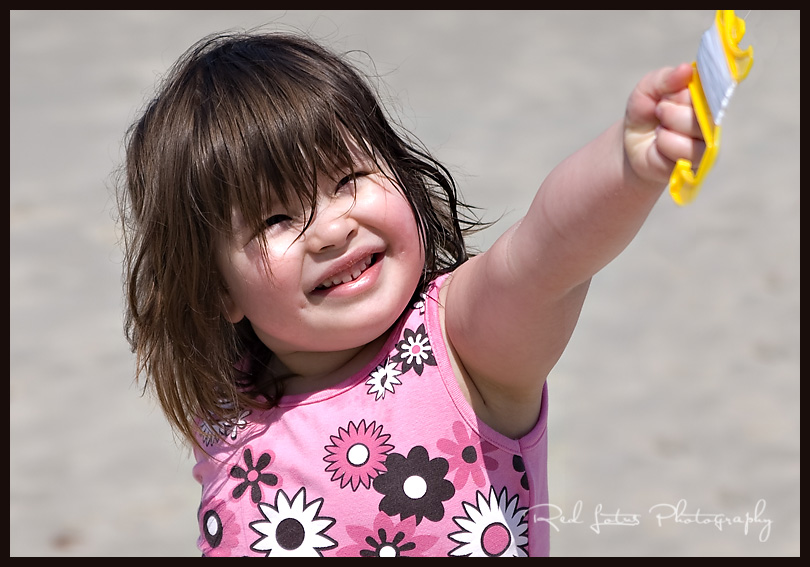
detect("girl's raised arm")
[441,64,702,438]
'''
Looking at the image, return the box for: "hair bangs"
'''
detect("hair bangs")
[195,49,374,243]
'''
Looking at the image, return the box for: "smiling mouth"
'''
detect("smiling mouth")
[315,254,378,290]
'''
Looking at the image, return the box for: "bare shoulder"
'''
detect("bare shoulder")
[439,252,589,439]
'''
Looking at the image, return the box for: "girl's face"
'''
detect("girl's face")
[216,155,424,362]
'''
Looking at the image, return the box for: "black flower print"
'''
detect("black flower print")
[199,502,242,557]
[202,509,223,549]
[373,445,455,525]
[395,324,437,376]
[512,455,530,491]
[360,529,415,556]
[231,448,279,504]
[338,512,440,557]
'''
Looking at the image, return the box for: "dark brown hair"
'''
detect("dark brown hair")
[115,30,485,451]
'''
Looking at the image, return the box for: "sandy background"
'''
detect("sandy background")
[10,10,799,556]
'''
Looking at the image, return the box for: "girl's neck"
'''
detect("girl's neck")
[272,332,391,396]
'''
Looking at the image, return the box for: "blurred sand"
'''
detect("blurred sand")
[10,10,799,556]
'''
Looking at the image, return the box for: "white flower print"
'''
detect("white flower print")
[200,420,222,448]
[448,486,529,557]
[395,324,436,376]
[366,358,402,400]
[199,400,251,446]
[413,292,427,314]
[250,487,337,556]
[222,409,251,440]
[402,335,430,365]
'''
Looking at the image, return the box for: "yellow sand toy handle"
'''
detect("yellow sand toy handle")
[669,10,754,206]
[719,9,754,82]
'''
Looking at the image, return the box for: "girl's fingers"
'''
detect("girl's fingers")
[626,63,694,132]
[662,86,692,107]
[625,63,704,183]
[656,98,702,139]
[655,127,706,166]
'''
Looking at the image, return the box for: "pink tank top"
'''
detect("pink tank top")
[192,275,550,556]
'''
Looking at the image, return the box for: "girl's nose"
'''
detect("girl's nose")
[306,198,358,252]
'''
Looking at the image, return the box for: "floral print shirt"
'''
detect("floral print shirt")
[192,275,550,557]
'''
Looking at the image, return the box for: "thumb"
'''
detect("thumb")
[626,63,693,128]
[651,63,694,101]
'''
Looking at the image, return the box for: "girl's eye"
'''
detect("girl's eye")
[264,214,291,228]
[336,171,366,192]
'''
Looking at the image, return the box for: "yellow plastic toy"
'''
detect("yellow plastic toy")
[669,10,754,206]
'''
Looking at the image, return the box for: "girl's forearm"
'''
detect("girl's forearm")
[507,119,667,296]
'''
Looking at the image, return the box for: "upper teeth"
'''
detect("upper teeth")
[317,255,373,289]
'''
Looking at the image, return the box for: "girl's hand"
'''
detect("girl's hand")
[623,63,706,186]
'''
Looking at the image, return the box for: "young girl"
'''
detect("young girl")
[116,31,704,557]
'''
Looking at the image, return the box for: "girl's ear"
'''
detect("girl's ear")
[221,288,245,324]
